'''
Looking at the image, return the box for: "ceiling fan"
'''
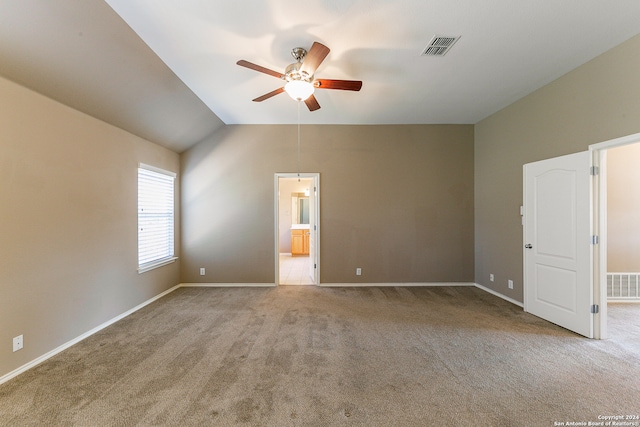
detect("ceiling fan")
[236,41,362,111]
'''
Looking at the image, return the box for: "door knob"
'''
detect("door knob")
[524,244,533,249]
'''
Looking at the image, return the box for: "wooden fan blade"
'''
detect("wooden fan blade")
[314,79,363,91]
[300,42,330,75]
[237,60,284,79]
[252,87,285,102]
[304,94,321,111]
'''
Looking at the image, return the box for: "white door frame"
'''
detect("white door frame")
[589,131,640,339]
[274,173,320,285]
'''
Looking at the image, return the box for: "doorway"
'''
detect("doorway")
[275,173,320,285]
[592,133,640,339]
[523,132,640,339]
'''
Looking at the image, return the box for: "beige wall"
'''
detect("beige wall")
[0,76,180,378]
[181,124,474,284]
[475,34,640,302]
[607,143,640,272]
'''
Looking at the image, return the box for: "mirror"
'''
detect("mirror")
[299,198,309,224]
[291,192,310,224]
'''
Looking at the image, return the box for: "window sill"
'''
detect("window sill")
[138,257,178,274]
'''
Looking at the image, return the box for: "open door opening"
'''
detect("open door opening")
[275,173,319,286]
[591,132,640,340]
[523,132,640,339]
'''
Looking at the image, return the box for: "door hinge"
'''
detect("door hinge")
[314,224,317,231]
[314,263,316,269]
[590,304,599,314]
[591,235,599,245]
[590,166,599,176]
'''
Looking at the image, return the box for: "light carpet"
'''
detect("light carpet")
[0,286,638,426]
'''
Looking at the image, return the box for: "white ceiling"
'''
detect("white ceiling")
[105,0,640,125]
[1,1,640,151]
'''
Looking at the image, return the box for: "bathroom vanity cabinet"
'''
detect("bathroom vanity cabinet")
[291,228,310,256]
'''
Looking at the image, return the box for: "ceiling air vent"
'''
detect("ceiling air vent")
[421,35,460,56]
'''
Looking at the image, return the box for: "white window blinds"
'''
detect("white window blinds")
[138,164,176,272]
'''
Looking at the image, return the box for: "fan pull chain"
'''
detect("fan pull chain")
[297,100,301,182]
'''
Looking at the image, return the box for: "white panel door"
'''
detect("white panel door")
[523,151,593,338]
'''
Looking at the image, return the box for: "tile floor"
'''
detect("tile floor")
[279,253,315,285]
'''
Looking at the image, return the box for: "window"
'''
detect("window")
[138,164,177,273]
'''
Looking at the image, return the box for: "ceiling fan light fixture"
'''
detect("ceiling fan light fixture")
[284,80,314,101]
[237,41,362,110]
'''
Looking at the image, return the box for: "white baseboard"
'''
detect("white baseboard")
[179,283,276,287]
[0,284,181,386]
[474,283,524,307]
[182,282,474,288]
[319,282,475,287]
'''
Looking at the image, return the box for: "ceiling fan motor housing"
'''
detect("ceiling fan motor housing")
[291,47,307,62]
[285,61,313,83]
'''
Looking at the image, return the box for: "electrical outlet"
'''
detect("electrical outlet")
[200,268,205,276]
[13,335,23,352]
[508,280,514,289]
[490,274,494,282]
[356,268,362,276]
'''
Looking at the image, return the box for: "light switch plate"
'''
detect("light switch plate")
[13,335,23,352]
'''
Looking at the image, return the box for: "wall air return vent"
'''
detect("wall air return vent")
[421,35,460,56]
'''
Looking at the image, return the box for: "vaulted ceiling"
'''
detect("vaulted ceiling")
[2,1,640,152]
